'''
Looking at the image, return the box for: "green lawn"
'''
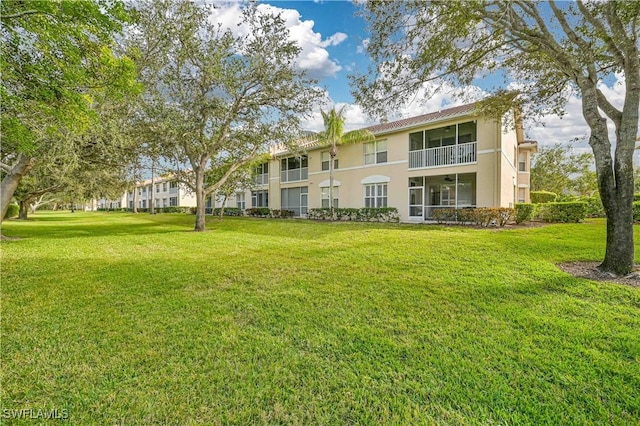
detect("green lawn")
[1,212,639,425]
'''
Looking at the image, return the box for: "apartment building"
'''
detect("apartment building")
[240,102,537,222]
[92,177,196,210]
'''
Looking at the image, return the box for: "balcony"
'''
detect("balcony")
[254,173,269,185]
[281,167,308,183]
[409,141,477,169]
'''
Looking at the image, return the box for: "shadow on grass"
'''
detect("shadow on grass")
[1,212,192,240]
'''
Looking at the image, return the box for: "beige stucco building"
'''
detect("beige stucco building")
[236,102,537,222]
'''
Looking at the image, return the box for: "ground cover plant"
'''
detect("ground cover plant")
[1,212,639,425]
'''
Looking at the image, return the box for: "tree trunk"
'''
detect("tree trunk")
[133,186,138,213]
[329,146,336,220]
[150,161,155,215]
[581,79,636,276]
[219,194,228,219]
[194,170,206,231]
[18,200,29,220]
[0,154,35,225]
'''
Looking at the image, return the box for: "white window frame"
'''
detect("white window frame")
[364,183,388,208]
[364,140,388,165]
[321,187,339,208]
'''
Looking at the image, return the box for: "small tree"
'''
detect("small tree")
[305,107,376,219]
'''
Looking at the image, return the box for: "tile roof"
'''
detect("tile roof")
[365,102,478,135]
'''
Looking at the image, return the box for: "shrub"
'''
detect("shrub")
[270,209,294,219]
[531,191,558,204]
[205,207,243,217]
[432,208,456,224]
[537,202,587,223]
[4,204,19,219]
[634,201,640,222]
[307,207,399,222]
[634,194,640,202]
[577,195,605,218]
[245,207,270,217]
[514,203,535,224]
[159,206,190,213]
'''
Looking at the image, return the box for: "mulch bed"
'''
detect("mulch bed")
[558,262,640,288]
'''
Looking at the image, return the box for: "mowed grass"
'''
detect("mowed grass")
[1,212,639,425]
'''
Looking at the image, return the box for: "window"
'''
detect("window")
[321,187,339,208]
[518,152,527,172]
[364,183,388,207]
[169,181,178,189]
[364,140,387,165]
[321,152,339,171]
[409,132,424,151]
[281,186,308,216]
[142,186,146,193]
[254,163,269,185]
[142,199,147,208]
[236,192,246,210]
[162,198,167,207]
[169,197,178,206]
[163,182,167,192]
[518,188,526,203]
[281,156,308,182]
[251,190,269,208]
[156,185,160,193]
[155,199,161,207]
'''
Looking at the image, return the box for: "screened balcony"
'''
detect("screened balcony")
[408,121,477,169]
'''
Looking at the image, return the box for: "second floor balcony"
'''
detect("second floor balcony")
[409,141,477,169]
[281,167,308,183]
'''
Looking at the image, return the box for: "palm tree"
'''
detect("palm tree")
[312,107,376,219]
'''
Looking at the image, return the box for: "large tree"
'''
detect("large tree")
[130,0,322,231]
[0,0,137,227]
[353,0,639,275]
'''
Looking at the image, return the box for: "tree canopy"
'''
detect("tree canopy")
[0,0,138,225]
[130,0,323,231]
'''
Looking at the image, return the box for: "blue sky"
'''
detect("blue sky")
[209,0,634,162]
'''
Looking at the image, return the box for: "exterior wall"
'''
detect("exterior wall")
[265,109,531,221]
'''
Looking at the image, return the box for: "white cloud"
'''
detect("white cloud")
[356,38,369,54]
[207,3,347,79]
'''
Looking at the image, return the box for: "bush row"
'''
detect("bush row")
[432,207,514,227]
[308,207,400,222]
[634,201,640,222]
[515,202,587,223]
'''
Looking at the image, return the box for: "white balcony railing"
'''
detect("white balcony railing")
[409,141,477,169]
[281,167,308,182]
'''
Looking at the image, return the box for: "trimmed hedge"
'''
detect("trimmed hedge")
[514,203,535,224]
[536,202,587,223]
[97,208,128,212]
[578,195,605,218]
[530,191,558,204]
[4,204,19,219]
[634,201,640,222]
[205,207,244,217]
[433,207,514,227]
[245,207,271,217]
[308,207,400,222]
[269,209,295,219]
